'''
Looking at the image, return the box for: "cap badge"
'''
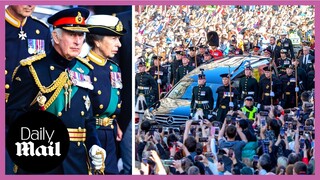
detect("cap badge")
[116,21,123,32]
[75,12,83,24]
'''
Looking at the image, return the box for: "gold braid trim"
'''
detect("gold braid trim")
[76,56,94,70]
[11,65,21,82]
[28,65,69,110]
[20,53,46,66]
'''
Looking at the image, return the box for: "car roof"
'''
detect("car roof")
[180,55,271,83]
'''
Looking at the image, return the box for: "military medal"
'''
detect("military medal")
[18,28,27,40]
[69,69,93,90]
[200,91,206,96]
[84,95,91,111]
[110,72,122,89]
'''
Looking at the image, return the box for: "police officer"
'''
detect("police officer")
[277,30,295,59]
[190,69,214,120]
[240,96,258,122]
[5,5,52,102]
[175,52,194,84]
[135,61,158,114]
[6,8,105,174]
[86,14,127,174]
[238,65,259,102]
[280,64,299,109]
[149,55,168,93]
[258,66,282,106]
[214,73,239,123]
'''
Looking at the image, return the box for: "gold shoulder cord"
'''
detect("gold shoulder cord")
[28,65,69,110]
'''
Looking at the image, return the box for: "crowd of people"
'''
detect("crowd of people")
[134,5,315,175]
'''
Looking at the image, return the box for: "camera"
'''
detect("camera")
[194,155,203,161]
[261,119,266,127]
[199,137,209,142]
[192,120,201,125]
[204,152,214,158]
[284,109,291,113]
[304,126,313,131]
[292,120,297,130]
[264,106,271,111]
[162,159,174,166]
[225,115,232,124]
[262,139,270,154]
[260,111,269,116]
[299,125,304,136]
[299,139,305,149]
[280,127,285,138]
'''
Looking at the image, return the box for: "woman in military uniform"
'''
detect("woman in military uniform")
[86,15,127,174]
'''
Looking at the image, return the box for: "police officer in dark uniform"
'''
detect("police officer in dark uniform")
[277,30,295,59]
[86,14,127,174]
[135,61,158,114]
[149,55,168,93]
[214,73,239,123]
[258,66,282,106]
[190,69,214,120]
[175,52,194,84]
[6,8,105,174]
[280,64,299,109]
[5,5,52,102]
[188,46,201,67]
[238,65,259,103]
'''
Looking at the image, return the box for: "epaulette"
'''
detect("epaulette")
[108,59,119,67]
[30,15,49,28]
[76,57,94,70]
[20,53,46,66]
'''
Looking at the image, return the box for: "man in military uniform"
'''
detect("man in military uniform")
[238,65,259,104]
[175,52,194,84]
[207,31,223,59]
[190,69,214,120]
[280,64,300,109]
[6,8,105,174]
[135,61,158,115]
[276,49,292,77]
[196,45,207,65]
[214,73,239,123]
[86,14,127,174]
[292,60,307,91]
[188,46,201,67]
[149,55,168,93]
[5,5,52,102]
[258,66,282,106]
[277,30,295,60]
[170,50,183,85]
[203,51,214,64]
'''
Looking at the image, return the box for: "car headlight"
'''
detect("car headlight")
[143,108,155,121]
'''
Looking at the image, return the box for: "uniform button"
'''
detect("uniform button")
[81,111,84,116]
[96,114,100,117]
[112,115,116,118]
[58,112,62,117]
[111,125,114,129]
[110,66,113,70]
[5,70,7,75]
[83,96,86,100]
[117,103,121,108]
[117,91,120,95]
[5,84,10,89]
[97,90,102,95]
[94,77,97,82]
[36,29,40,34]
[99,104,104,109]
[50,66,55,70]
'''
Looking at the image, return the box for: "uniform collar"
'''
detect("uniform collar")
[5,8,27,28]
[50,48,76,69]
[87,50,107,66]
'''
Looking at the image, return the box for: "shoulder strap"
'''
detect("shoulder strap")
[20,53,46,66]
[76,56,94,70]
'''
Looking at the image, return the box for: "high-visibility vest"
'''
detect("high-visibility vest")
[241,106,258,121]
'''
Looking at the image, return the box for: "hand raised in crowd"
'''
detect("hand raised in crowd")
[203,119,212,127]
[140,161,149,175]
[149,150,167,175]
[144,132,152,142]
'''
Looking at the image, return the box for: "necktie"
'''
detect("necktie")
[304,55,307,64]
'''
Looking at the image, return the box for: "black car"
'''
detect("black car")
[143,55,275,128]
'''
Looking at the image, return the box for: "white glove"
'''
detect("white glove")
[190,113,193,118]
[89,145,106,170]
[229,101,234,108]
[211,112,217,116]
[257,103,261,109]
[270,91,275,97]
[157,79,162,84]
[295,87,299,92]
